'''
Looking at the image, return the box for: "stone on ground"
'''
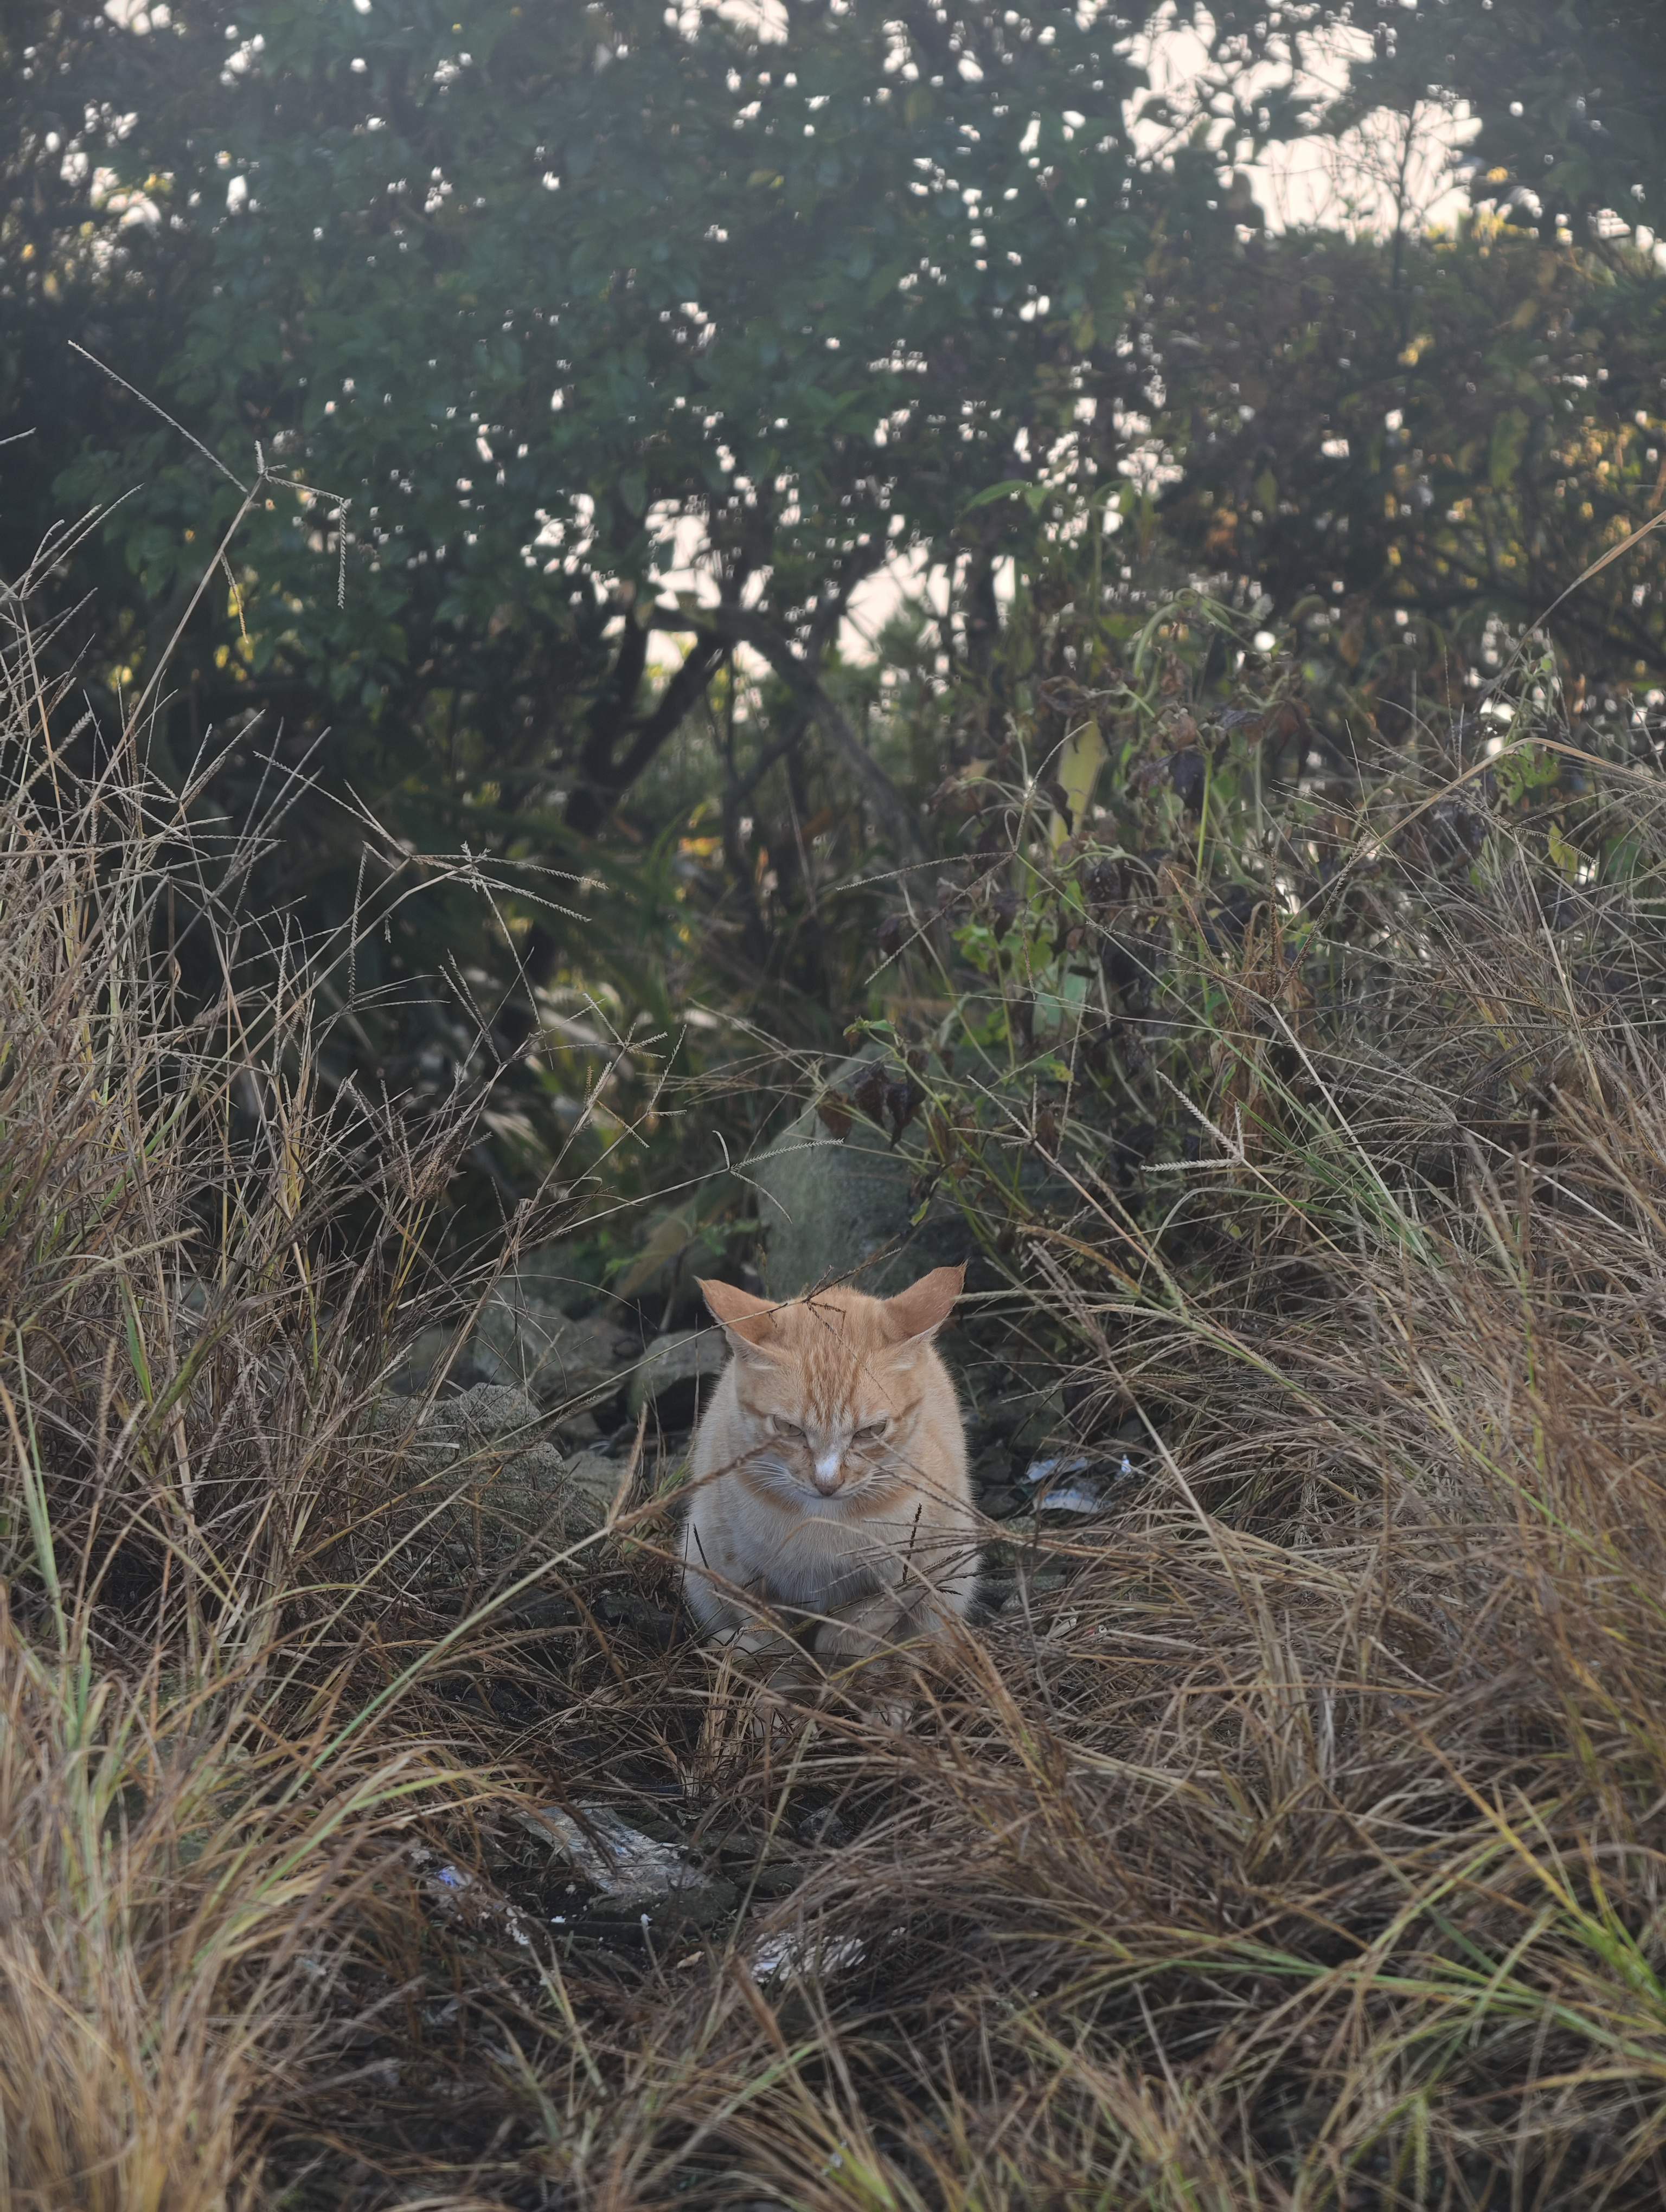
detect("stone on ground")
[624,1328,727,1425]
[751,1049,972,1299]
[369,1384,623,1566]
[473,1298,627,1420]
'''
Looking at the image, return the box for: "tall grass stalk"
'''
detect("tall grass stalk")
[7,528,1666,2207]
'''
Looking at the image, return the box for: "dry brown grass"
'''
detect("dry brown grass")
[0,607,494,2210]
[6,574,1666,2209]
[439,839,1666,2210]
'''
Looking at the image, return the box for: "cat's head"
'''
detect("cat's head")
[696,1266,964,1503]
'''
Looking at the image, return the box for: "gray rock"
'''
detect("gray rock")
[967,1439,1017,1493]
[979,1367,1066,1439]
[979,1512,1074,1577]
[548,1404,604,1445]
[751,1050,973,1300]
[996,1573,1069,1613]
[473,1298,626,1418]
[624,1328,727,1425]
[745,1862,804,1900]
[610,1214,727,1323]
[386,1244,614,1404]
[370,1385,621,1560]
[1005,1386,1068,1457]
[491,1239,604,1318]
[556,1446,631,1527]
[385,1321,502,1397]
[500,1591,584,1633]
[424,1382,544,1449]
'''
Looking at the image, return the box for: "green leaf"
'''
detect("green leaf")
[1546,820,1580,882]
[1489,408,1530,490]
[960,479,1031,515]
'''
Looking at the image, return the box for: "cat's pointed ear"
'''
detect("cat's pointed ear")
[883,1264,964,1358]
[697,1277,784,1361]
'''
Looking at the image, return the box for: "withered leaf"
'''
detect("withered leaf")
[850,1063,891,1128]
[884,1077,924,1146]
[815,1094,853,1141]
[1168,748,1207,814]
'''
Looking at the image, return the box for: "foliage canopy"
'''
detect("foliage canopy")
[4,0,1665,1219]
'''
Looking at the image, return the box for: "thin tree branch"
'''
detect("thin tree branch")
[668,603,921,858]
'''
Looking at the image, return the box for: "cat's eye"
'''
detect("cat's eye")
[770,1415,805,1441]
[855,1419,890,1444]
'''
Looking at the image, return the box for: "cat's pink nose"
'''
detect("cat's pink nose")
[811,1452,844,1494]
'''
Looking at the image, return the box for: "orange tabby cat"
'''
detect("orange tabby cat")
[678,1265,978,1700]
